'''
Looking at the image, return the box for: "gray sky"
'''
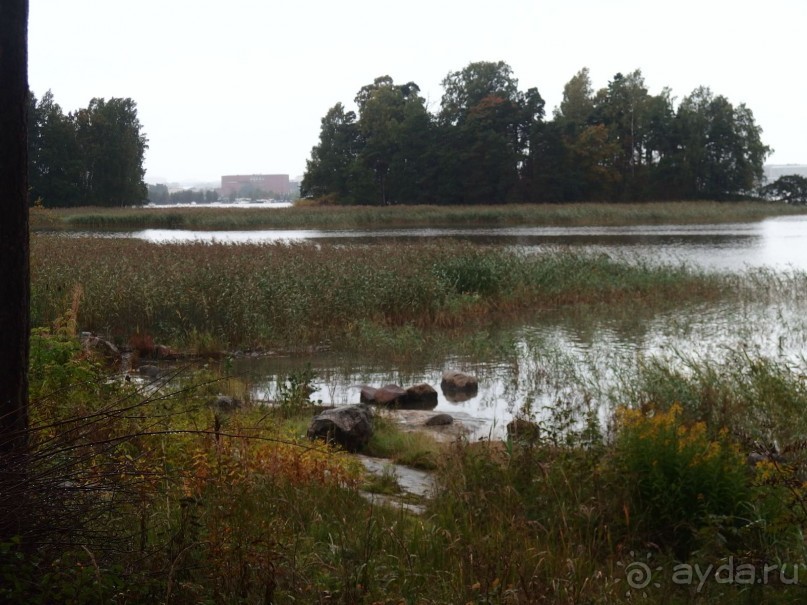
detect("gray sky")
[29,0,806,184]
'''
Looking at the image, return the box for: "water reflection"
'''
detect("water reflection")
[224,295,807,439]
[75,214,807,272]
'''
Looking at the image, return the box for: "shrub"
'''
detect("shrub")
[610,403,750,557]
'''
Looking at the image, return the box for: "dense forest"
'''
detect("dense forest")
[302,62,773,205]
[27,91,148,207]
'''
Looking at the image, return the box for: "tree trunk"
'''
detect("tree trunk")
[0,0,30,542]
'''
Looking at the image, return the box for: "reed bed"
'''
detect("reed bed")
[31,235,726,351]
[30,200,806,232]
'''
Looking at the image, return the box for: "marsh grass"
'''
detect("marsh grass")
[31,236,726,353]
[364,412,444,470]
[30,200,806,232]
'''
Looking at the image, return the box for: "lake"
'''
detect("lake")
[75,214,807,272]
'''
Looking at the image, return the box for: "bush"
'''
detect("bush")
[610,403,750,557]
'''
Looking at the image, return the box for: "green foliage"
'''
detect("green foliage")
[365,413,442,470]
[275,364,318,416]
[609,404,750,556]
[762,174,807,204]
[303,62,770,204]
[432,248,509,296]
[627,350,807,448]
[27,91,147,207]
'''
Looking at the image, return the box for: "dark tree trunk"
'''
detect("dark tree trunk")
[0,0,30,541]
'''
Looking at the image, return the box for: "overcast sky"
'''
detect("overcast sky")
[29,0,807,184]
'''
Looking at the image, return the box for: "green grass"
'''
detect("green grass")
[30,200,807,231]
[31,235,727,352]
[364,412,444,470]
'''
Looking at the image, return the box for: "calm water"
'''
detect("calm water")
[83,214,806,436]
[227,296,807,439]
[86,214,807,271]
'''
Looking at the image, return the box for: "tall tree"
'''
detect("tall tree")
[439,60,520,126]
[28,90,83,206]
[0,0,30,542]
[439,61,544,203]
[355,76,432,204]
[555,67,595,127]
[592,70,653,199]
[675,87,771,199]
[301,103,371,203]
[73,97,148,206]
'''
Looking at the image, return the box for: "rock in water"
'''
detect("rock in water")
[440,371,478,394]
[307,405,374,452]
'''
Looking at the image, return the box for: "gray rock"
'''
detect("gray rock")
[359,386,378,403]
[360,384,406,406]
[424,413,453,427]
[307,404,374,452]
[212,395,241,411]
[138,364,161,379]
[81,335,121,365]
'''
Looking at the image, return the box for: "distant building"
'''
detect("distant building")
[221,174,290,198]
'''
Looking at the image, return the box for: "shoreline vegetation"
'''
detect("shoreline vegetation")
[15,208,807,603]
[12,320,807,602]
[30,200,807,232]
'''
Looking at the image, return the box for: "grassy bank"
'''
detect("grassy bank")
[31,236,727,352]
[30,200,807,232]
[5,331,807,603]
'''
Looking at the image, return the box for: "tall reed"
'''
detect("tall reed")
[31,236,725,351]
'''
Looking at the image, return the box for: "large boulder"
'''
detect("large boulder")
[440,371,478,400]
[360,383,438,410]
[81,334,121,367]
[307,405,374,452]
[405,383,438,407]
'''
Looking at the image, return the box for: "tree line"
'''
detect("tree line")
[28,90,148,207]
[302,62,773,205]
[147,184,220,205]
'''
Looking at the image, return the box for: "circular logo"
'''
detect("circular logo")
[625,561,653,589]
[618,551,663,596]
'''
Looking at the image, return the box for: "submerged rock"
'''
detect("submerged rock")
[307,404,374,452]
